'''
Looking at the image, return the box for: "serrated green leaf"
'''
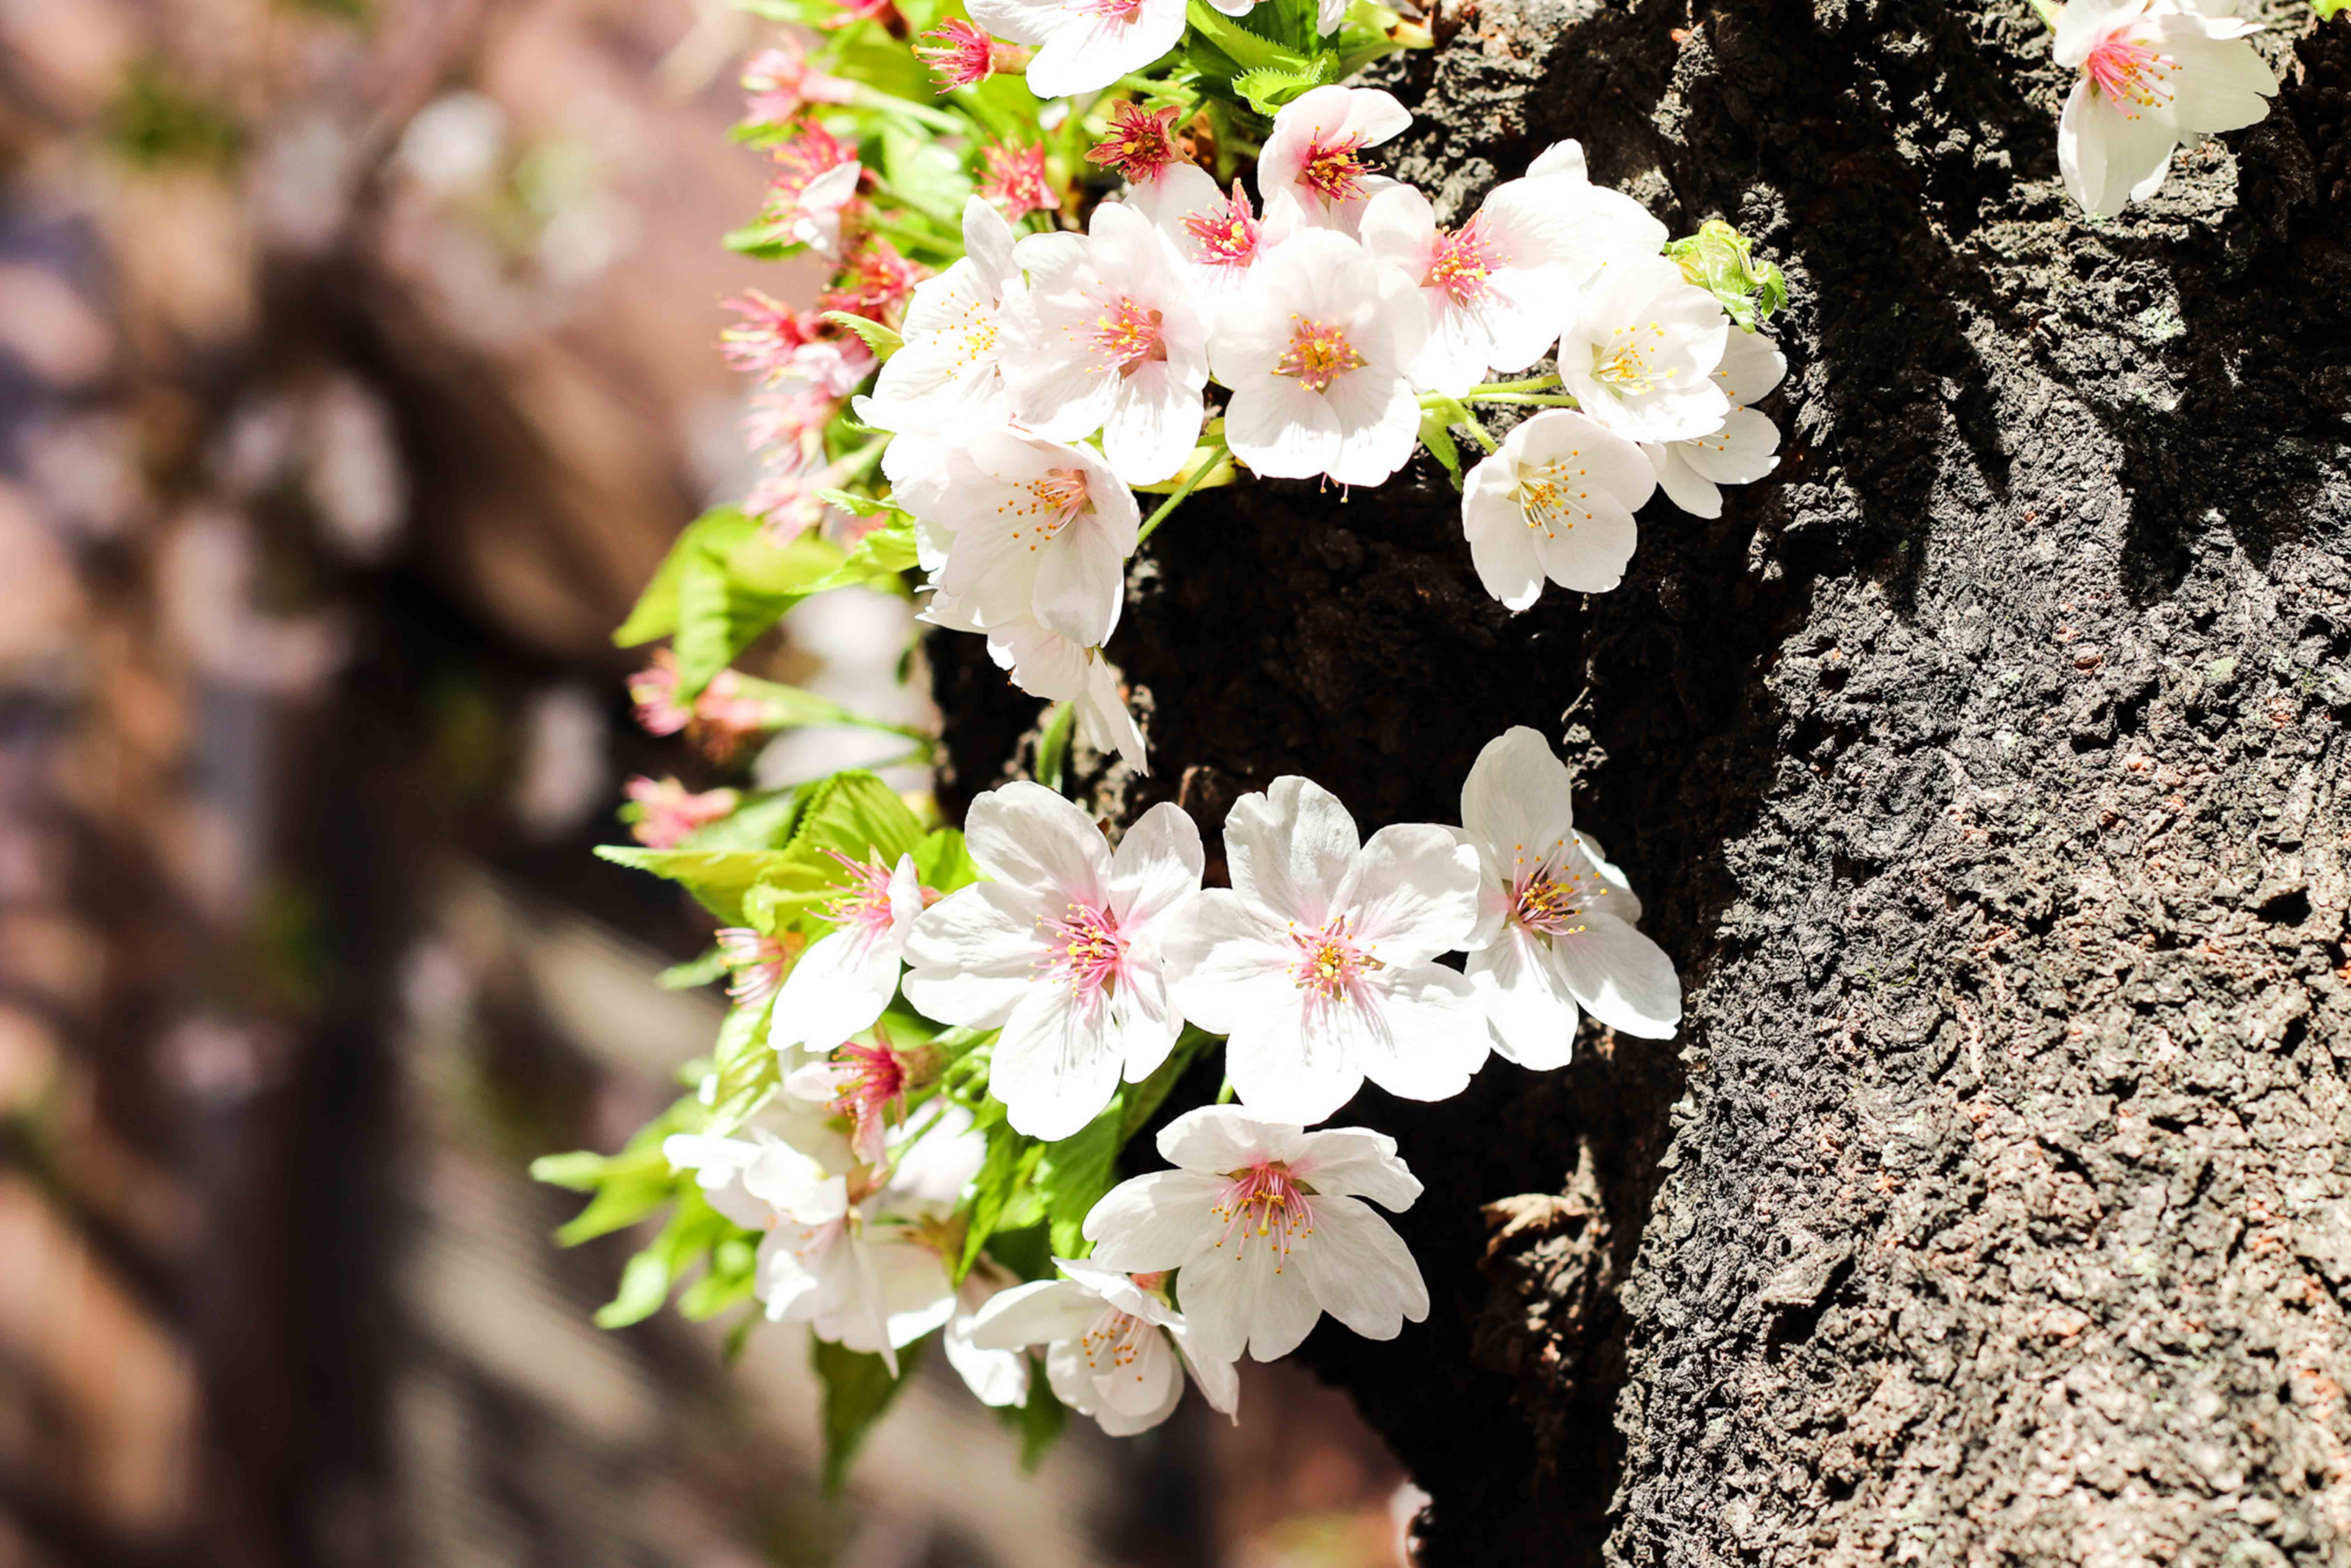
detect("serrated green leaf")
[958,1117,1046,1278]
[879,124,974,227]
[658,946,732,991]
[820,309,906,360]
[1186,0,1311,72]
[1416,406,1465,492]
[1232,58,1332,114]
[814,1337,925,1494]
[595,845,795,925]
[614,507,761,648]
[783,770,929,880]
[912,826,979,895]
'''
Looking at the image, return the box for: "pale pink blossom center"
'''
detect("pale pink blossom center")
[1008,467,1094,546]
[1274,320,1368,394]
[1428,211,1503,307]
[1211,1161,1314,1271]
[1287,915,1379,1000]
[1036,899,1129,1002]
[1090,297,1168,374]
[716,926,803,1006]
[2084,27,2173,114]
[1077,1305,1155,1379]
[1181,184,1261,270]
[823,849,910,944]
[1298,134,1370,204]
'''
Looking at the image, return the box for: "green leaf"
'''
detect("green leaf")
[2318,0,2346,19]
[913,826,980,895]
[1416,406,1465,491]
[820,309,906,360]
[813,1336,926,1494]
[1664,219,1788,333]
[1035,1097,1127,1259]
[595,845,795,925]
[1185,0,1312,72]
[614,506,760,648]
[678,1234,759,1319]
[1035,701,1074,794]
[783,770,929,878]
[879,123,974,227]
[958,1114,1046,1278]
[657,946,731,991]
[1232,57,1334,114]
[722,671,867,730]
[814,487,907,519]
[670,529,851,693]
[594,1188,739,1328]
[683,788,806,852]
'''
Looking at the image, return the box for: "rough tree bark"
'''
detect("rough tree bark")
[936,2,2351,1562]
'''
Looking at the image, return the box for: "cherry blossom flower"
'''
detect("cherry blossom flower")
[1456,726,1680,1065]
[1461,410,1658,610]
[923,593,1150,772]
[1553,254,1731,445]
[786,1030,917,1163]
[915,19,1031,90]
[1137,163,1300,304]
[966,0,1187,100]
[715,926,804,1008]
[1090,102,1185,181]
[720,289,821,383]
[625,776,740,848]
[889,429,1136,645]
[1642,329,1786,519]
[1082,1106,1428,1362]
[628,652,777,761]
[859,198,1022,438]
[2053,0,2276,218]
[1516,138,1670,266]
[821,236,925,326]
[903,782,1201,1137]
[1359,177,1668,397]
[981,141,1058,222]
[1256,87,1411,235]
[771,848,933,1052]
[1160,775,1486,1123]
[629,651,695,736]
[761,123,864,260]
[1003,202,1209,485]
[745,382,845,467]
[1207,228,1428,487]
[663,1110,956,1373]
[740,41,858,126]
[968,1256,1239,1434]
[745,457,856,544]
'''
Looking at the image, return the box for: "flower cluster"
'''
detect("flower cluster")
[545,0,1790,1486]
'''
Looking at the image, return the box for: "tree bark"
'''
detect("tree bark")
[938,3,2351,1562]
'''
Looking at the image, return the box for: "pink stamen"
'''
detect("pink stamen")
[914,20,1029,90]
[1274,319,1368,395]
[1428,211,1502,308]
[2083,27,2173,113]
[1210,1162,1314,1272]
[1090,298,1167,373]
[1286,915,1379,1000]
[1298,133,1370,204]
[1505,838,1607,938]
[826,1035,910,1162]
[1035,900,1128,1005]
[716,926,803,1007]
[823,848,907,942]
[1181,181,1261,270]
[1086,103,1185,182]
[980,142,1055,221]
[1001,466,1092,550]
[822,237,925,326]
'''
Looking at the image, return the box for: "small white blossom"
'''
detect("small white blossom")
[1553,254,1731,445]
[1642,329,1786,519]
[1256,87,1411,235]
[664,1105,980,1373]
[944,1267,1032,1408]
[966,0,1187,99]
[1135,162,1302,311]
[859,198,1022,439]
[1083,1106,1428,1362]
[1005,202,1210,486]
[903,782,1202,1139]
[1461,410,1658,611]
[922,592,1150,774]
[1517,139,1670,263]
[2054,0,2276,219]
[968,1256,1240,1434]
[1457,726,1680,1068]
[1207,229,1428,488]
[1160,776,1487,1124]
[1358,174,1663,397]
[771,849,931,1054]
[891,429,1136,647]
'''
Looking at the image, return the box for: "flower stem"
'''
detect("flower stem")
[1216,1075,1236,1105]
[1464,374,1562,395]
[1467,392,1584,408]
[1136,439,1230,545]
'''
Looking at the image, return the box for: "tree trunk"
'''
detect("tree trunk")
[937,3,2351,1562]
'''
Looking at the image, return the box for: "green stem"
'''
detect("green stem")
[1216,1075,1237,1105]
[1136,439,1229,545]
[865,209,960,261]
[1417,394,1499,453]
[1467,392,1584,408]
[1465,374,1562,395]
[2028,0,2062,29]
[849,84,966,133]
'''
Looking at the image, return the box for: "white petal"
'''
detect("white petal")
[1176,1241,1321,1362]
[1083,1168,1225,1270]
[771,924,899,1049]
[1552,908,1681,1037]
[964,779,1112,902]
[1347,962,1488,1105]
[1459,726,1577,862]
[1290,1126,1421,1210]
[1224,775,1359,926]
[1161,889,1298,1035]
[1227,997,1365,1126]
[1297,1194,1427,1341]
[990,980,1126,1140]
[1338,822,1484,963]
[1222,378,1342,479]
[1156,1103,1303,1173]
[1031,514,1128,646]
[1107,800,1206,931]
[1466,927,1581,1069]
[902,881,1049,1028]
[968,1277,1103,1349]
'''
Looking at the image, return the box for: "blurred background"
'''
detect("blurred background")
[0,0,1416,1563]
